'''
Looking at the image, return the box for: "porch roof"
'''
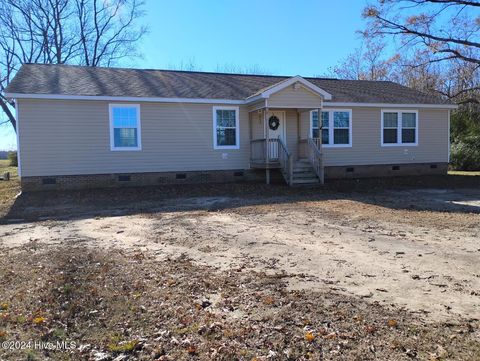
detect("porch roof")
[246,76,332,102]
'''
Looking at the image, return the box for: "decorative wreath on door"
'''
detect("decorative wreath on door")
[268,115,280,131]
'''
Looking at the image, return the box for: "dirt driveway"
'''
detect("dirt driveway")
[2,185,479,323]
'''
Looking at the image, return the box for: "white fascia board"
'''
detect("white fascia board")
[244,94,267,103]
[4,93,244,105]
[5,92,458,109]
[325,101,458,109]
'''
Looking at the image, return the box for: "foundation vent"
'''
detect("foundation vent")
[392,165,400,171]
[118,175,131,182]
[176,173,187,180]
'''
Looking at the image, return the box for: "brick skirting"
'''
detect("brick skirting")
[21,169,266,191]
[325,162,448,179]
[21,162,448,191]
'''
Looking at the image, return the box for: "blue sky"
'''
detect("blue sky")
[0,0,367,150]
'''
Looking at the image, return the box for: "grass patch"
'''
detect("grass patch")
[0,159,20,217]
[449,170,480,176]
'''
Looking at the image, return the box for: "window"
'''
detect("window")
[381,110,418,146]
[109,104,141,151]
[310,109,352,147]
[213,106,239,149]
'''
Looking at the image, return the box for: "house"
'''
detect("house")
[5,64,457,190]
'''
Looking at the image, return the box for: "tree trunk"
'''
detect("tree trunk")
[0,98,16,132]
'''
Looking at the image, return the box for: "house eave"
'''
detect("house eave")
[5,92,458,109]
[4,93,245,105]
[324,101,458,110]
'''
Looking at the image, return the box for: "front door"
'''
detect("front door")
[266,111,285,160]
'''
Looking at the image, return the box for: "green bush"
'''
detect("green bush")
[7,151,17,166]
[450,135,480,171]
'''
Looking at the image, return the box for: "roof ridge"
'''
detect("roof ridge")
[23,63,341,81]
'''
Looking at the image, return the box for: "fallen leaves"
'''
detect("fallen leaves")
[262,295,275,306]
[387,319,398,328]
[305,331,315,342]
[32,316,46,325]
[1,245,479,361]
[186,345,197,355]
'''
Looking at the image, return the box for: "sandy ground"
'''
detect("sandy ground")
[2,187,479,324]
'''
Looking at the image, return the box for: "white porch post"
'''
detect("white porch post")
[317,100,325,184]
[264,102,270,185]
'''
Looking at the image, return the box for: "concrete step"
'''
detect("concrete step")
[293,172,317,179]
[293,168,313,173]
[289,159,320,186]
[291,178,319,184]
[293,162,312,167]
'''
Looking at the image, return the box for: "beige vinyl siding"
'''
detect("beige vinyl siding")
[285,109,299,160]
[300,107,449,166]
[17,98,449,178]
[250,111,264,140]
[247,100,265,112]
[18,99,250,177]
[268,85,322,108]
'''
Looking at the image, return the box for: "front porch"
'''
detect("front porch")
[244,76,332,186]
[248,107,325,186]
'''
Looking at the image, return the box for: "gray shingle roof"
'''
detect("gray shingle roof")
[6,63,451,105]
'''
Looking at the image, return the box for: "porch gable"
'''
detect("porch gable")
[245,75,332,105]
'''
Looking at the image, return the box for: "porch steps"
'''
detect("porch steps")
[291,159,320,186]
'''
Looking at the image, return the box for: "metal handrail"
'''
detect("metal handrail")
[307,137,325,184]
[277,136,293,185]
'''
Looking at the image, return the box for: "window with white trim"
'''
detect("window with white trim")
[312,111,329,144]
[381,110,418,146]
[311,109,352,147]
[213,106,239,149]
[109,104,141,150]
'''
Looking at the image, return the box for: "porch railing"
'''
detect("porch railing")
[250,138,282,162]
[277,137,293,185]
[250,138,267,163]
[306,137,325,184]
[250,138,293,185]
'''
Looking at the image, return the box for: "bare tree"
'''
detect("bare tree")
[327,40,395,80]
[215,63,273,75]
[0,0,147,132]
[166,58,202,71]
[363,0,480,65]
[362,0,480,103]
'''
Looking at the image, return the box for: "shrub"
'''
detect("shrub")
[7,151,17,166]
[450,135,480,171]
